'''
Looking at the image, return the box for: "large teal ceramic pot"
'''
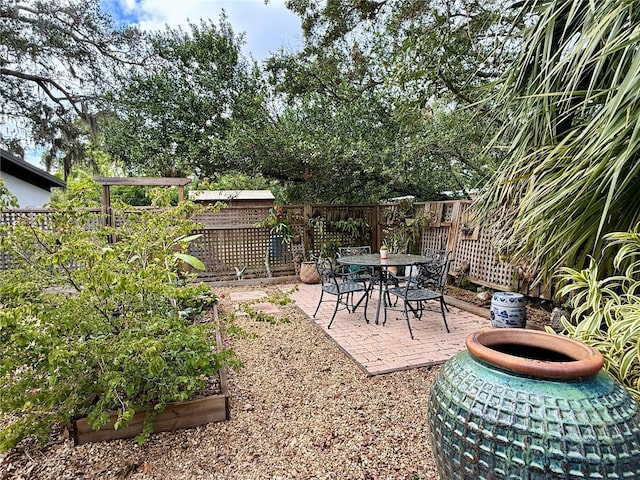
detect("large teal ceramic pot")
[428,329,640,479]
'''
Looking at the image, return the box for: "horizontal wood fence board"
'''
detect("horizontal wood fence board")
[73,395,228,444]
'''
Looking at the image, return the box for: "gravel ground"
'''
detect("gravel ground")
[1,286,441,480]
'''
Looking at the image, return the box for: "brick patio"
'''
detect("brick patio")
[283,282,490,375]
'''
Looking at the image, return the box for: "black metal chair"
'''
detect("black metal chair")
[385,259,451,339]
[337,246,373,290]
[393,248,450,284]
[313,257,369,329]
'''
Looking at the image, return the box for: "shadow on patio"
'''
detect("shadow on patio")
[283,282,490,375]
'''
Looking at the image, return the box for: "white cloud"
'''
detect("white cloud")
[112,0,302,61]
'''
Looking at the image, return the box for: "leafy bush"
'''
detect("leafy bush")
[0,202,235,450]
[556,227,640,402]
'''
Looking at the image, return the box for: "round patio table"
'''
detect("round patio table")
[337,253,434,325]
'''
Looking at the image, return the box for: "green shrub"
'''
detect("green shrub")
[0,202,235,450]
[556,226,640,402]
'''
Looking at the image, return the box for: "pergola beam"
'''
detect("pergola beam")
[94,177,192,241]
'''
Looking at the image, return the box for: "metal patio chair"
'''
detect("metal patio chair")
[385,259,451,339]
[313,257,369,329]
[337,246,373,290]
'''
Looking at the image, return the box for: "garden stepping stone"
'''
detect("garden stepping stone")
[230,290,268,302]
[248,302,280,315]
[230,290,280,316]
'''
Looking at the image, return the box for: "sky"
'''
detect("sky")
[101,0,303,62]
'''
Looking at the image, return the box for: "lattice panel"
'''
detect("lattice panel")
[421,228,450,254]
[0,204,546,294]
[189,226,301,279]
[442,202,455,223]
[309,205,375,255]
[1,209,58,229]
[450,202,515,290]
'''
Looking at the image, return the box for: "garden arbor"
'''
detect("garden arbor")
[94,176,192,232]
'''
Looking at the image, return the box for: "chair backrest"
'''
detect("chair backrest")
[338,246,372,257]
[337,246,372,278]
[413,259,450,293]
[314,257,337,286]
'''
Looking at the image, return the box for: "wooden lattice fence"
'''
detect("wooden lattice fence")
[422,200,549,298]
[0,202,549,297]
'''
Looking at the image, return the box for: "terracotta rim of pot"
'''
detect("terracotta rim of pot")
[467,329,604,379]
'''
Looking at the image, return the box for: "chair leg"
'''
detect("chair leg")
[382,295,388,325]
[352,290,369,323]
[363,290,369,323]
[327,297,340,329]
[439,297,450,333]
[403,300,415,339]
[352,289,367,309]
[313,291,324,318]
[346,292,354,312]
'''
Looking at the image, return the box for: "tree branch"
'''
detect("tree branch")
[0,67,84,118]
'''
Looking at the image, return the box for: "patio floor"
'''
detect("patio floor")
[282,282,490,376]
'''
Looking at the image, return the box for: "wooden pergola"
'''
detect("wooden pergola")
[94,176,192,232]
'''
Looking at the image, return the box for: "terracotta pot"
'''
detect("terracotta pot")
[428,329,640,479]
[299,261,320,284]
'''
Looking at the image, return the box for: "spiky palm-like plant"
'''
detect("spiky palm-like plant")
[476,0,640,281]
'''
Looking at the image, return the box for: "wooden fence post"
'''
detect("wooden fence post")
[373,204,381,251]
[447,201,462,256]
[303,204,312,254]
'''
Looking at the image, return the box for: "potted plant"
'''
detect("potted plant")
[256,206,294,260]
[294,251,321,284]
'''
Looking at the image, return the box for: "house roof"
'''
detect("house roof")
[189,190,275,202]
[0,149,66,190]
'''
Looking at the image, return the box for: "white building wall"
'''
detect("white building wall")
[1,173,52,208]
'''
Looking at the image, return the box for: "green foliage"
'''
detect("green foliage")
[477,0,640,282]
[381,200,433,254]
[267,285,299,306]
[0,178,19,210]
[103,17,263,178]
[0,202,234,450]
[332,217,369,241]
[255,206,294,244]
[252,0,518,202]
[237,286,298,324]
[52,169,103,207]
[555,227,640,402]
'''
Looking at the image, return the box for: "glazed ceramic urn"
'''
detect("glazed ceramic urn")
[428,329,640,479]
[490,291,526,328]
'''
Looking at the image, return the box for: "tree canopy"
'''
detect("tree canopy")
[2,0,521,204]
[101,17,264,178]
[248,0,520,202]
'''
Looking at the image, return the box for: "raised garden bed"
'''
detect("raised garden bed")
[72,309,229,445]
